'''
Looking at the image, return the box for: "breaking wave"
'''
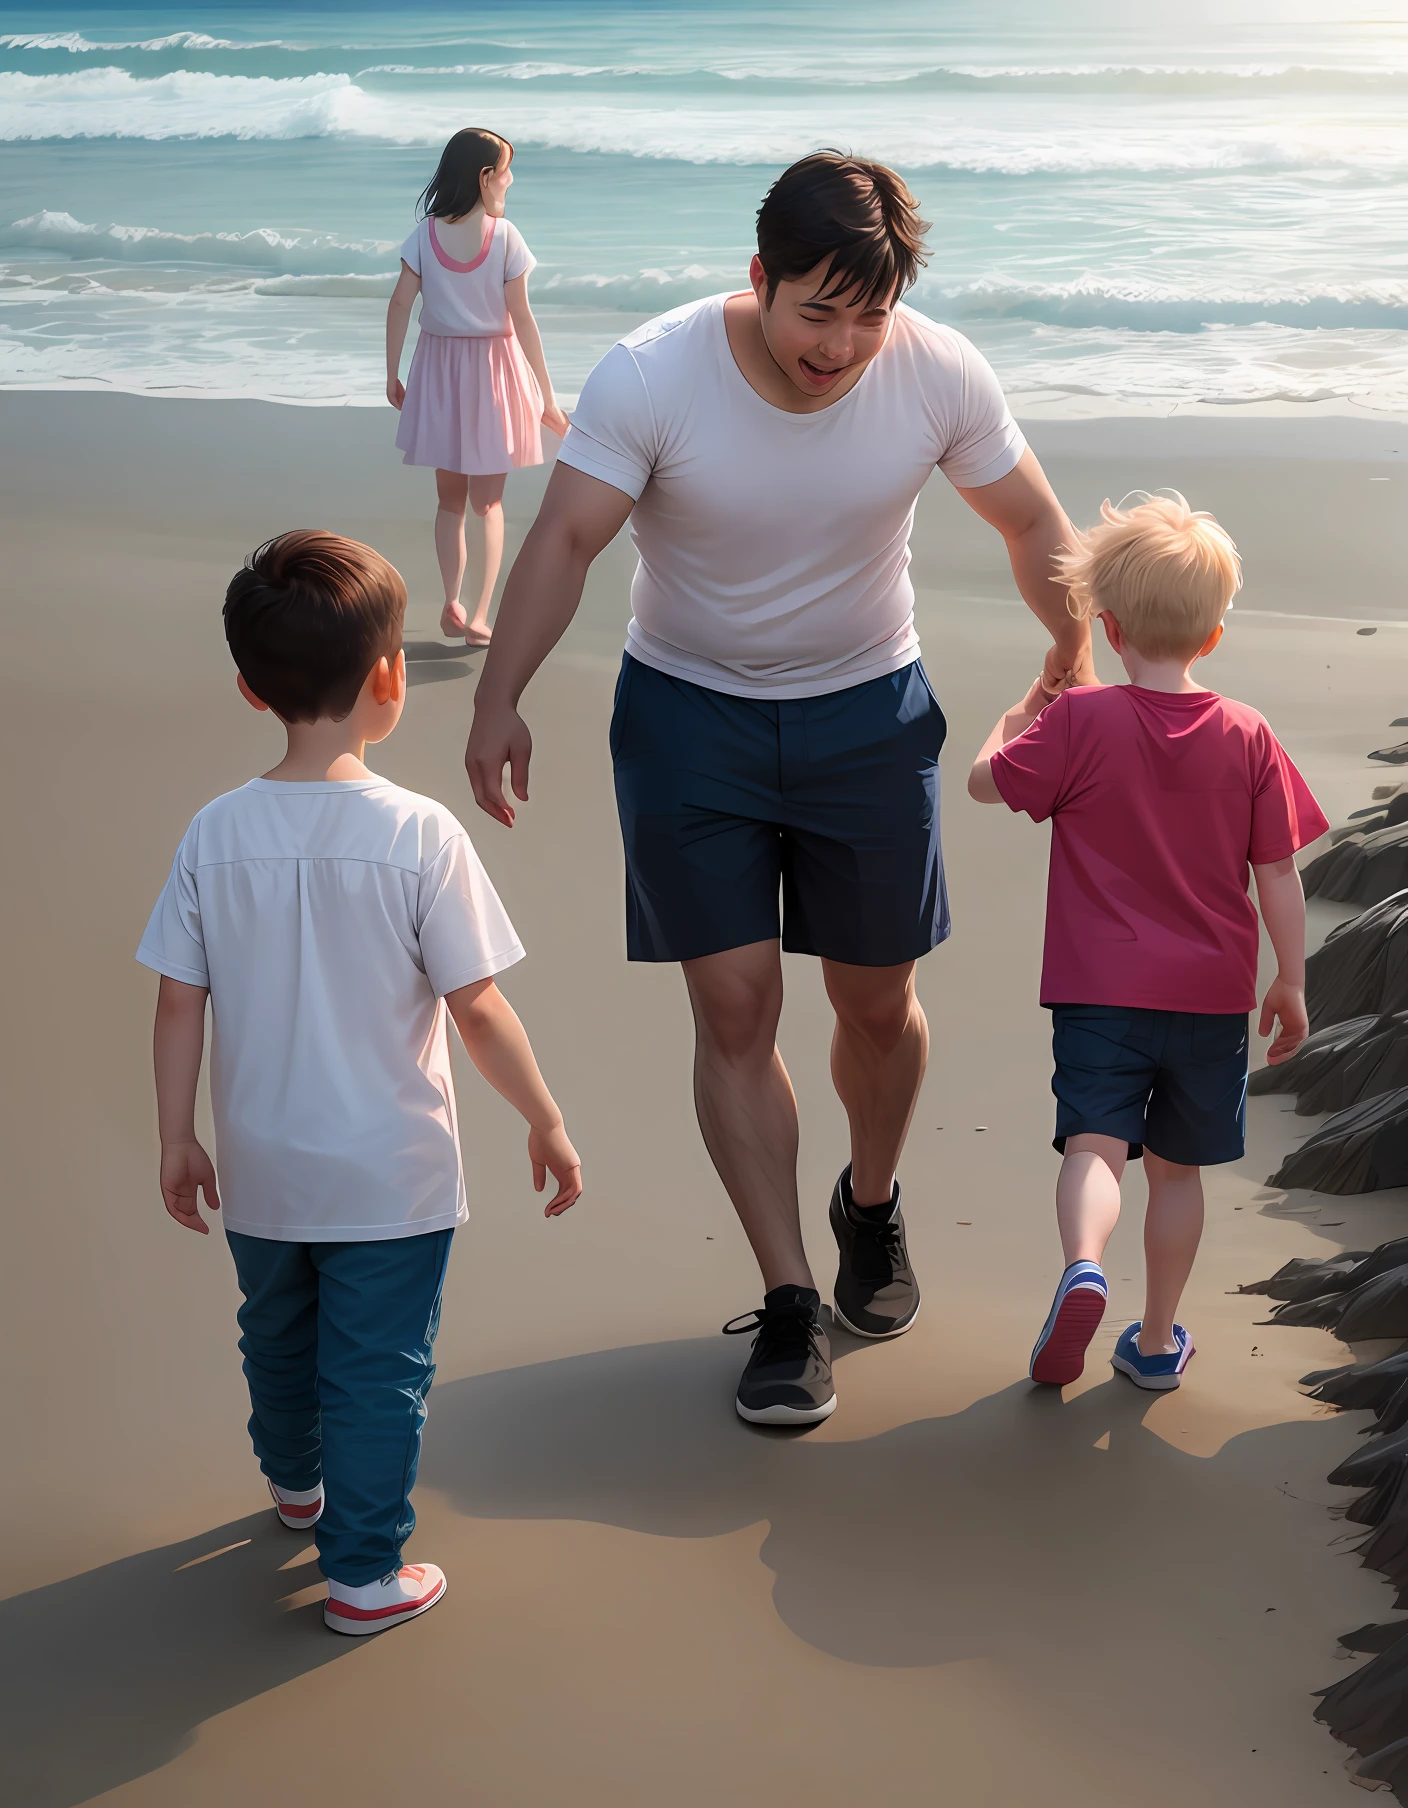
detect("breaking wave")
[2,69,1406,177]
[7,216,1408,333]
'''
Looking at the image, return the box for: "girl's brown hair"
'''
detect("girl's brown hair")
[418,128,513,221]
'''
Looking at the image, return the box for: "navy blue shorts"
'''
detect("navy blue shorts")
[610,654,949,966]
[1051,1004,1249,1166]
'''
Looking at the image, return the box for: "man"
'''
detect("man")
[466,152,1091,1427]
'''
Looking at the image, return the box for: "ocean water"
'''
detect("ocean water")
[1,0,1406,411]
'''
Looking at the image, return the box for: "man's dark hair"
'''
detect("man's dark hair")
[755,151,929,308]
[224,530,406,724]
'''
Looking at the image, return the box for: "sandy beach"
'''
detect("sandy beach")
[2,390,1406,1806]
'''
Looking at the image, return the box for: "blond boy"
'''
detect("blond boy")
[969,494,1327,1390]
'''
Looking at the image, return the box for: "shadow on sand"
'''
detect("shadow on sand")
[1,1334,1360,1802]
[0,1514,350,1806]
[404,639,476,687]
[421,1333,1358,1668]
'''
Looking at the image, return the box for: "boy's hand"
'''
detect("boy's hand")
[1259,977,1309,1065]
[160,1140,221,1234]
[528,1121,582,1217]
[1024,670,1069,714]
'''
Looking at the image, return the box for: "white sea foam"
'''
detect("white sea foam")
[3,68,1406,176]
[928,274,1408,331]
[0,31,293,53]
[3,35,1405,87]
[0,210,398,274]
[7,216,1407,333]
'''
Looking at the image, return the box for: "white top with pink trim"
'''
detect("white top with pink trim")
[400,213,536,338]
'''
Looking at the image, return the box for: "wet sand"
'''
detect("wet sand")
[1,392,1406,1806]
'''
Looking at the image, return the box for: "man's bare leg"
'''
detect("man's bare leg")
[682,940,812,1291]
[821,958,928,1205]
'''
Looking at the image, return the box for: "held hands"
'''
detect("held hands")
[465,700,533,826]
[160,1140,221,1234]
[541,402,571,440]
[1041,638,1100,696]
[387,376,405,410]
[1000,671,1066,740]
[1259,975,1310,1065]
[528,1119,583,1217]
[1026,670,1069,712]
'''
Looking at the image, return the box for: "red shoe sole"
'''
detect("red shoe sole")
[1031,1287,1107,1386]
[324,1574,447,1636]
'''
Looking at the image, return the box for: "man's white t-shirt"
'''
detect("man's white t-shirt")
[137,778,524,1243]
[557,293,1026,700]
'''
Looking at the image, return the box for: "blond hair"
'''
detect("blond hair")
[1057,491,1241,661]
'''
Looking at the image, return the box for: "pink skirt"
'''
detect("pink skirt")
[396,329,544,476]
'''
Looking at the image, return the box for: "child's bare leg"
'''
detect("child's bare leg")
[1056,1132,1128,1265]
[435,469,470,635]
[1140,1151,1203,1355]
[465,474,507,643]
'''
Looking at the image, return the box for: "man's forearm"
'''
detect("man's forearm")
[1007,504,1087,662]
[474,519,590,710]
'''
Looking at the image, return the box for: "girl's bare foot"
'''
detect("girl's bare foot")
[440,600,468,638]
[464,621,492,649]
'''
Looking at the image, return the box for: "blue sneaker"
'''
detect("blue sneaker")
[1030,1261,1109,1386]
[1112,1321,1195,1391]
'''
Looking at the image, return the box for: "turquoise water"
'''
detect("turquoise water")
[2,0,1406,408]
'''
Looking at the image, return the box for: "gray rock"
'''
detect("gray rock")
[1267,1087,1408,1194]
[1305,891,1408,1030]
[1248,1013,1383,1101]
[1302,818,1408,908]
[1239,1251,1369,1300]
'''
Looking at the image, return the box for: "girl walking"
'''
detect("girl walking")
[388,128,569,646]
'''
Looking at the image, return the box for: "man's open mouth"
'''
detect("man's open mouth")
[799,356,848,385]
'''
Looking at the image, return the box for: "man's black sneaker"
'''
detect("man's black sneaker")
[723,1285,836,1425]
[829,1164,921,1339]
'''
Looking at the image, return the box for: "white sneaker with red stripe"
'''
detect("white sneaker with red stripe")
[268,1478,324,1530]
[323,1563,448,1635]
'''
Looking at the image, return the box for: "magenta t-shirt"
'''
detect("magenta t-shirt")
[989,685,1328,1014]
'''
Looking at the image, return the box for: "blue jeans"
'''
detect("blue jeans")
[226,1229,453,1586]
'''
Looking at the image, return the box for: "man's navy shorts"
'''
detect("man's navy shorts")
[1051,1004,1249,1166]
[610,654,950,966]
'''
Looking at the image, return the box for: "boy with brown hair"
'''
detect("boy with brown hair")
[969,493,1327,1391]
[138,530,580,1632]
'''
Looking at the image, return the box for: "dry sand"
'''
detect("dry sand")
[1,392,1406,1807]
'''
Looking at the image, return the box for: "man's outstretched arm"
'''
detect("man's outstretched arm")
[466,464,634,825]
[955,448,1094,690]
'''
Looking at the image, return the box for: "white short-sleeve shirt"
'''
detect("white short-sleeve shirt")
[558,294,1026,699]
[137,777,525,1243]
[400,213,536,337]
